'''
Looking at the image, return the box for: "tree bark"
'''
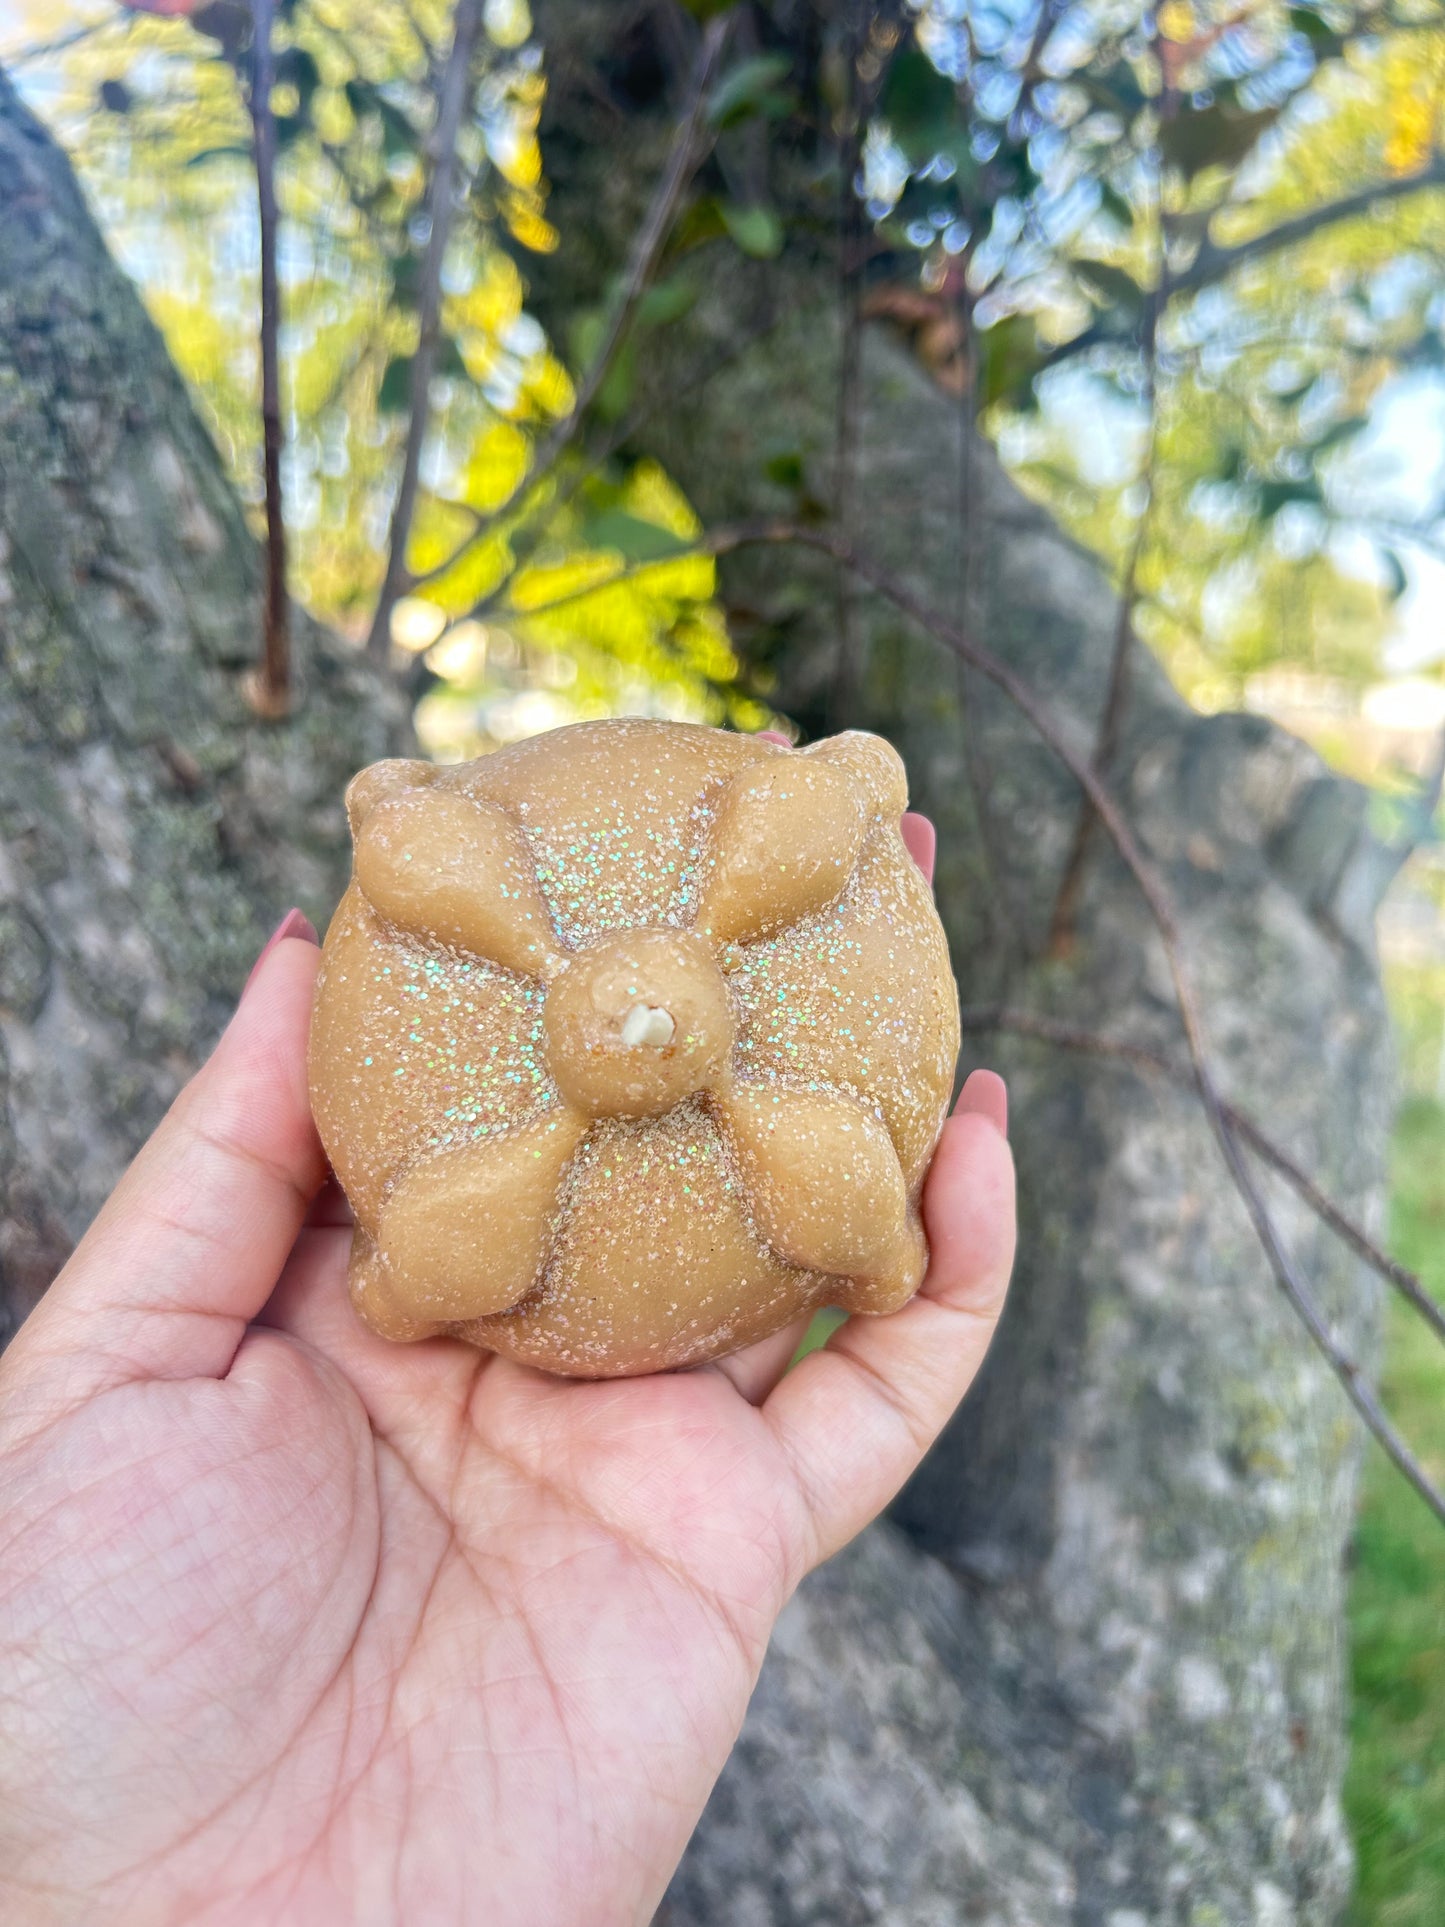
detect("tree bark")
[531,9,1394,1921]
[0,21,1399,1919]
[0,69,409,1338]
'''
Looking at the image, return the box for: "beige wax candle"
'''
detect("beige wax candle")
[308,719,960,1377]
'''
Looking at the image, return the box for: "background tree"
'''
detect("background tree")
[5,0,1445,1916]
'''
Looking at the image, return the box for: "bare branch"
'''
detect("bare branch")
[246,0,291,719]
[4,20,109,66]
[1048,127,1169,955]
[366,0,487,661]
[1035,155,1445,383]
[1176,155,1445,301]
[959,1004,1445,1351]
[403,11,732,603]
[830,7,867,729]
[698,515,1445,1528]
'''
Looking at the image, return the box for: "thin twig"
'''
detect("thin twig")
[366,0,486,660]
[692,514,1445,1527]
[1048,51,1172,956]
[959,1004,1445,1350]
[247,0,291,719]
[4,20,108,66]
[1040,150,1445,380]
[403,11,731,602]
[830,7,866,729]
[427,301,785,639]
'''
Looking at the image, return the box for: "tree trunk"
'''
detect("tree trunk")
[0,70,409,1339]
[532,9,1394,1921]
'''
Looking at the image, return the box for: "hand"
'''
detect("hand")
[0,866,1014,1925]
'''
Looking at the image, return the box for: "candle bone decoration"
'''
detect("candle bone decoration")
[309,720,961,1377]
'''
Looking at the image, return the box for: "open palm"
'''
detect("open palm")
[0,931,1013,1927]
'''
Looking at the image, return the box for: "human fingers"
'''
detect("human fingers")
[760,1071,1014,1567]
[6,916,326,1415]
[702,1314,813,1404]
[900,811,935,885]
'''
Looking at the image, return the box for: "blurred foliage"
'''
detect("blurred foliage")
[7,10,1445,1905]
[1346,1097,1445,1924]
[2,0,773,752]
[857,0,1445,740]
[6,0,1445,781]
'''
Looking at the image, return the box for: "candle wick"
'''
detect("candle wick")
[621,1003,676,1048]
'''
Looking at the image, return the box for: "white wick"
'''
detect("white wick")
[621,1003,676,1048]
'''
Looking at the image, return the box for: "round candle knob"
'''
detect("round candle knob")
[542,928,732,1119]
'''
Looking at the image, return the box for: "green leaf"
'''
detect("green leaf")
[670,196,729,253]
[678,0,734,16]
[1257,476,1323,518]
[276,45,321,106]
[568,308,606,375]
[1098,183,1134,229]
[581,509,694,563]
[345,83,421,160]
[1161,102,1278,182]
[1075,261,1144,315]
[1288,6,1335,48]
[1079,62,1149,121]
[184,143,253,167]
[594,344,636,423]
[974,313,1047,410]
[720,202,783,259]
[390,251,421,310]
[1380,548,1409,602]
[764,449,805,490]
[637,278,697,328]
[435,335,468,381]
[880,45,958,162]
[569,311,636,420]
[706,53,793,129]
[1309,415,1364,453]
[378,353,415,413]
[191,0,250,51]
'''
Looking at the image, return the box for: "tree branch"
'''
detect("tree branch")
[699,515,1445,1528]
[246,0,291,719]
[959,1004,1445,1350]
[830,6,866,730]
[1176,154,1445,300]
[1048,116,1169,955]
[1036,155,1445,382]
[366,0,486,661]
[402,11,731,602]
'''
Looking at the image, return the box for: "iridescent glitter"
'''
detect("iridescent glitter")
[308,719,960,1377]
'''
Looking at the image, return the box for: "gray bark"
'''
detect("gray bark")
[0,21,1398,1922]
[532,10,1393,1923]
[0,70,409,1337]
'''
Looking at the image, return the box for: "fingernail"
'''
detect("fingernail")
[956,1068,1008,1138]
[900,811,936,887]
[757,729,793,747]
[243,907,319,997]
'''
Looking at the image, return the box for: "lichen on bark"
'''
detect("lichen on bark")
[527,7,1394,1920]
[0,70,409,1336]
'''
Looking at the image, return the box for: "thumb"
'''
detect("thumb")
[6,918,326,1416]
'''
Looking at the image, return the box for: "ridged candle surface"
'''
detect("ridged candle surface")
[308,719,960,1377]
